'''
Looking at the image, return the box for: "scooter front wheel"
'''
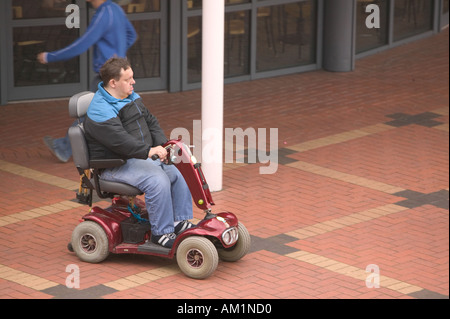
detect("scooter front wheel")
[71,221,109,263]
[176,236,218,279]
[218,222,251,262]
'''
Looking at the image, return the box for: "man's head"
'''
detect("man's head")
[100,57,135,99]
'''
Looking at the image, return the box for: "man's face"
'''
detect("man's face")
[114,67,135,98]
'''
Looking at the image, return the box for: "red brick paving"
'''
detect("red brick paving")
[0,29,448,302]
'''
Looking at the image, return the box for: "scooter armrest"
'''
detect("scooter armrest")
[89,159,126,169]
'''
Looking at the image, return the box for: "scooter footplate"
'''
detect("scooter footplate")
[137,241,171,255]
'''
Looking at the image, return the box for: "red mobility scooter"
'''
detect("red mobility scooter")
[66,92,251,279]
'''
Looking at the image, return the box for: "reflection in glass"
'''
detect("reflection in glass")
[356,0,389,53]
[226,0,250,5]
[187,0,202,10]
[225,0,251,78]
[127,20,160,79]
[115,0,160,13]
[394,0,433,41]
[187,16,202,83]
[187,0,250,7]
[13,26,80,86]
[225,10,250,77]
[12,0,76,19]
[257,1,316,72]
[185,0,318,83]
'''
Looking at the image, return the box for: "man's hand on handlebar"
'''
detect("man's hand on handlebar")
[149,146,167,161]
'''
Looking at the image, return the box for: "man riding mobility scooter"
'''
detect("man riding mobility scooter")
[66,91,251,279]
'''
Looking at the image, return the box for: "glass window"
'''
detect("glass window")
[187,16,202,83]
[12,0,76,19]
[226,0,250,4]
[187,0,251,10]
[187,0,202,10]
[11,1,83,88]
[356,0,389,53]
[394,0,433,41]
[184,0,318,85]
[225,10,250,77]
[114,0,160,13]
[13,25,80,87]
[127,20,160,79]
[257,1,317,72]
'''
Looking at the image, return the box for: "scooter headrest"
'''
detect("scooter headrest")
[68,91,95,118]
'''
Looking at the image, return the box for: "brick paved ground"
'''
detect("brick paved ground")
[0,28,448,302]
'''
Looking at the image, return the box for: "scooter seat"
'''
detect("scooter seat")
[93,179,143,197]
[68,91,143,204]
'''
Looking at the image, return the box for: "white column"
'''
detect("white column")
[201,0,225,192]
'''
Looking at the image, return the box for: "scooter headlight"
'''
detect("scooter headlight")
[222,227,239,245]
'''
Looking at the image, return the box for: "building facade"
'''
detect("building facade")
[0,0,448,105]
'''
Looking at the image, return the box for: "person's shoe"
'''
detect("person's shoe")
[43,136,70,163]
[151,232,176,248]
[175,220,195,235]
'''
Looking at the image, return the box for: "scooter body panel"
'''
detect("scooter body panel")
[81,205,239,258]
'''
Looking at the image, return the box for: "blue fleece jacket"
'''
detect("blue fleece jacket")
[47,0,137,73]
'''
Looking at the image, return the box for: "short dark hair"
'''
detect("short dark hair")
[99,57,131,86]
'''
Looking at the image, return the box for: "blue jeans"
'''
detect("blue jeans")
[100,158,193,235]
[53,116,85,161]
[53,131,73,161]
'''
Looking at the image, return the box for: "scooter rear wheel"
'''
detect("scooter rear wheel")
[71,221,109,263]
[176,236,218,279]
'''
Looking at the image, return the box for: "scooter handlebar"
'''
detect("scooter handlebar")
[151,144,172,161]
